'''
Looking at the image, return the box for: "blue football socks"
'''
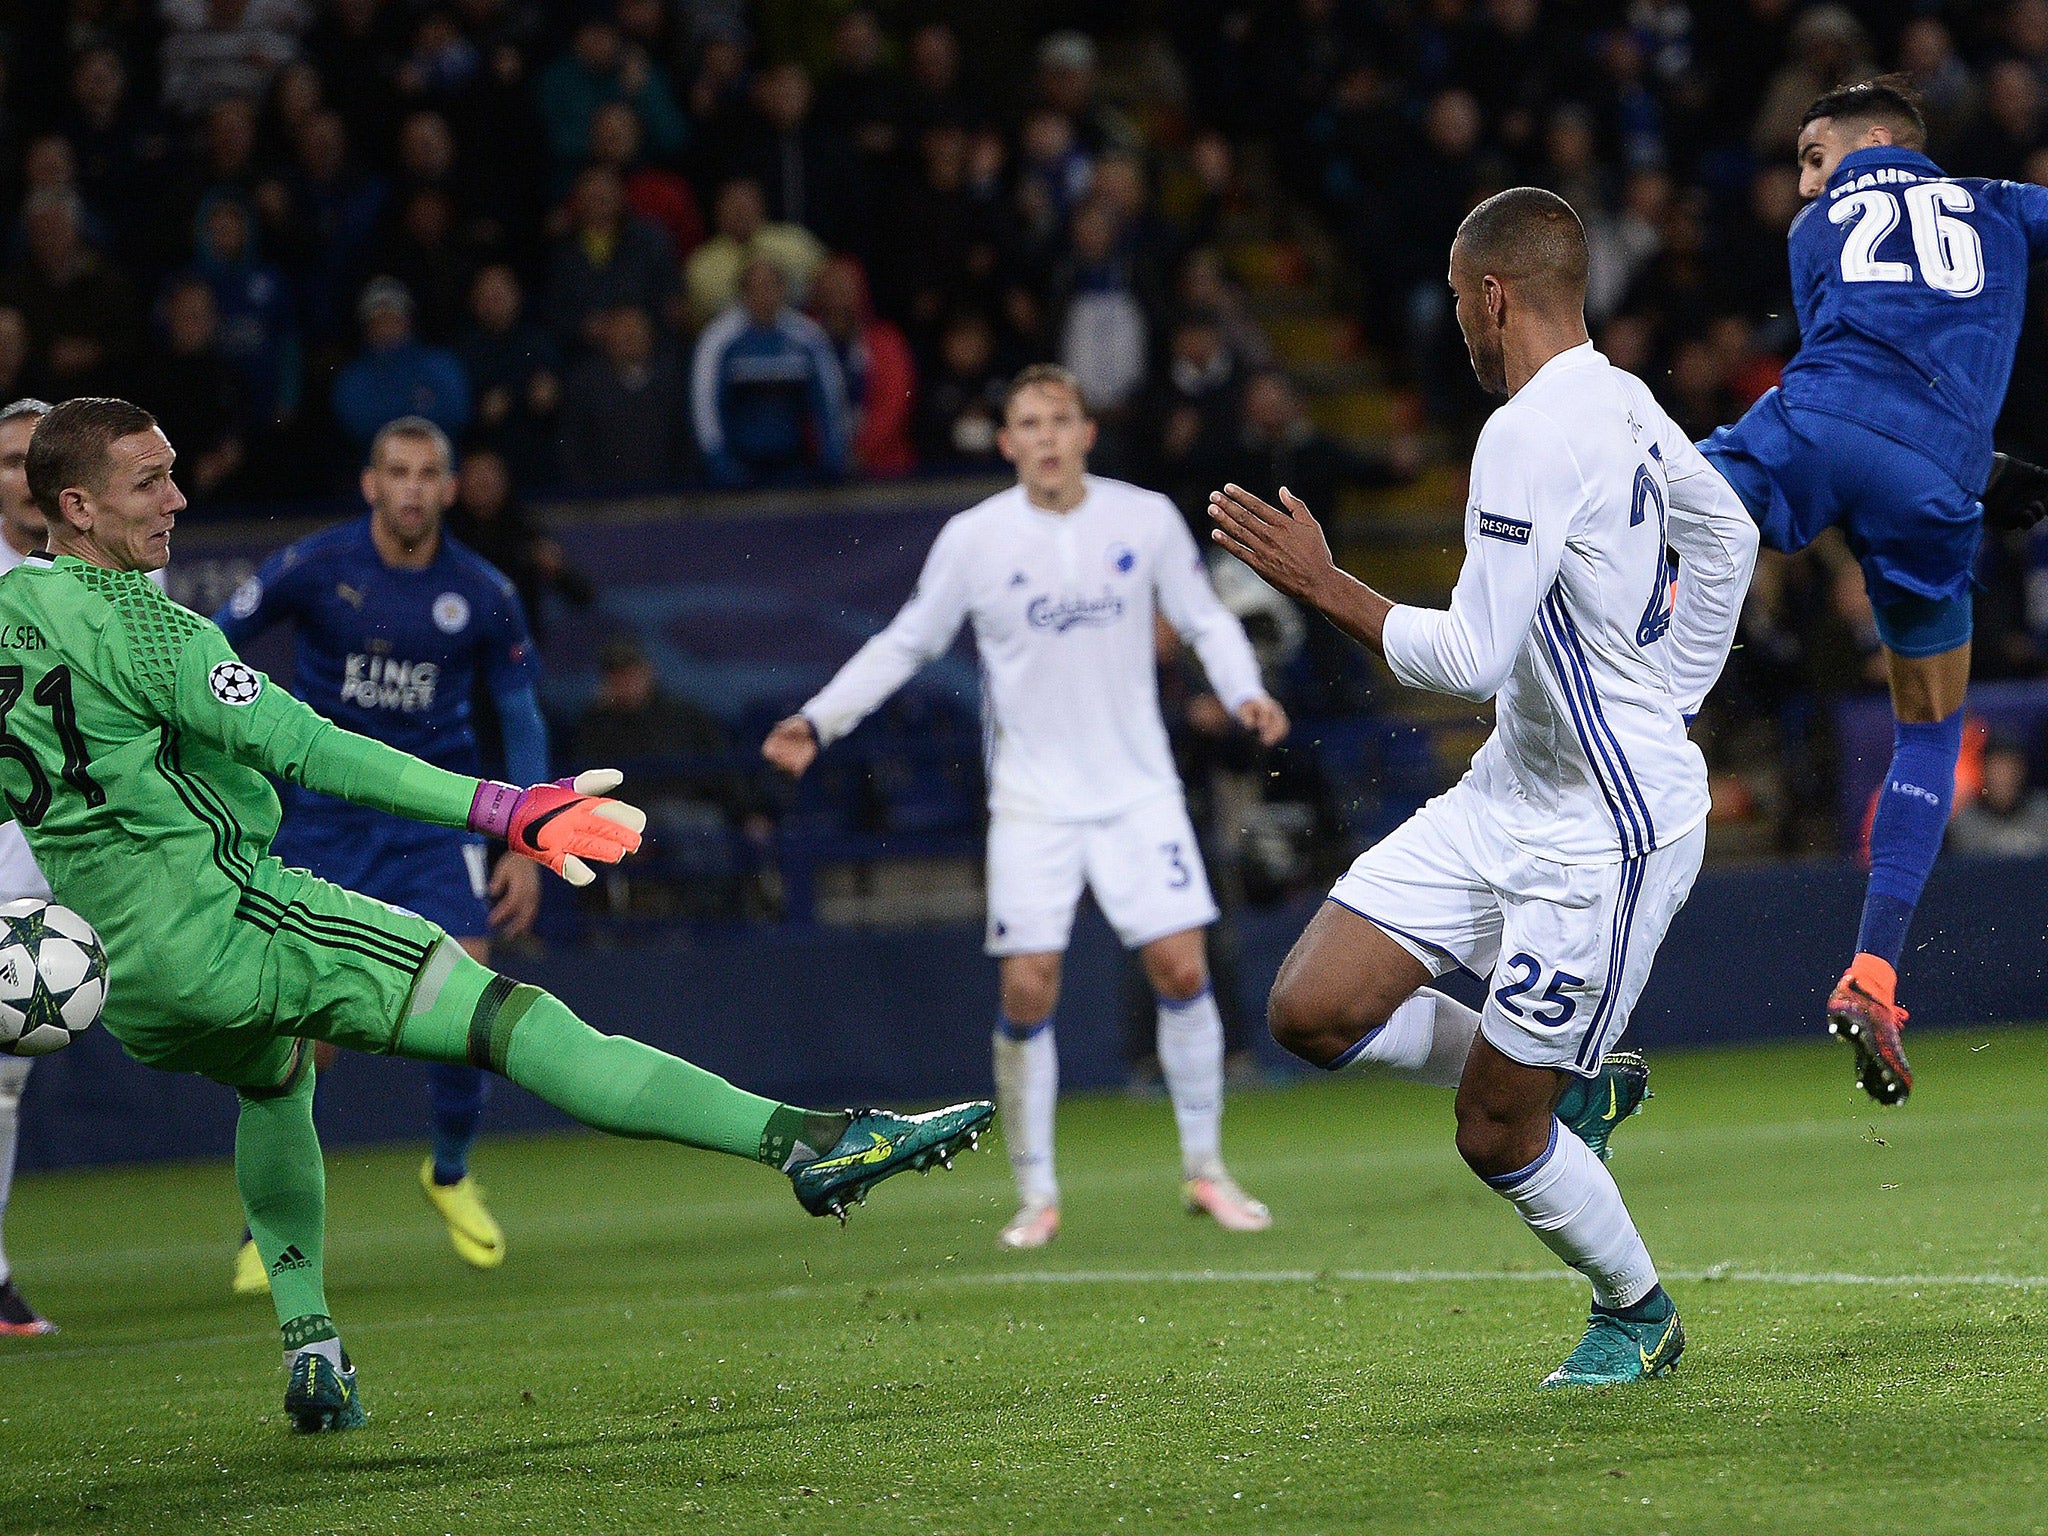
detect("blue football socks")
[1856,709,1964,971]
[427,1063,489,1186]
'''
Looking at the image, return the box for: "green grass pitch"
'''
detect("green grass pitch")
[5,1028,2048,1535]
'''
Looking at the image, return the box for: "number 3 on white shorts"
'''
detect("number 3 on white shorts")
[1160,841,1192,890]
[1493,952,1586,1028]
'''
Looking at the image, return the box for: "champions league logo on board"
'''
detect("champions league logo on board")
[1026,590,1126,632]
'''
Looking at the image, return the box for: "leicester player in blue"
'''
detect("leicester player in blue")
[1701,78,2048,1105]
[216,416,546,1278]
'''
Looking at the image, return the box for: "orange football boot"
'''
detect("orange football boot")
[1826,953,1912,1105]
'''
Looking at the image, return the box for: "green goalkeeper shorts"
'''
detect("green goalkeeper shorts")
[105,857,444,1092]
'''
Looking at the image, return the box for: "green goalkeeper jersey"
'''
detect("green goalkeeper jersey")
[0,553,480,1020]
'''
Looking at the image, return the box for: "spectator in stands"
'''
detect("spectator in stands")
[301,0,403,156]
[716,62,861,254]
[159,0,304,121]
[0,310,26,403]
[558,304,689,490]
[875,122,1008,339]
[815,10,906,169]
[152,95,264,270]
[1015,108,1094,255]
[285,111,386,350]
[691,256,848,488]
[587,100,704,260]
[1034,30,1138,157]
[536,16,685,175]
[1960,61,2044,184]
[450,446,591,640]
[810,255,915,479]
[903,22,969,138]
[1897,17,1979,164]
[1227,369,1416,530]
[331,275,471,449]
[546,163,679,353]
[1141,309,1244,520]
[139,275,245,502]
[1048,198,1149,419]
[1,187,141,397]
[684,177,825,326]
[1176,247,1273,373]
[190,192,297,424]
[913,310,1006,470]
[370,186,478,344]
[1750,4,1873,161]
[575,637,730,765]
[1948,737,2048,858]
[59,48,163,261]
[458,264,560,486]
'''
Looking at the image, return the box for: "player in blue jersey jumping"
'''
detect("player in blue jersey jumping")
[215,416,548,1280]
[1701,78,2048,1104]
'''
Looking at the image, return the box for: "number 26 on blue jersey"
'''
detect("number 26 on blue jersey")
[1830,183,1985,297]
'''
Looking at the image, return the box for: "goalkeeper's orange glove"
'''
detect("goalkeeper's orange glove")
[468,769,646,885]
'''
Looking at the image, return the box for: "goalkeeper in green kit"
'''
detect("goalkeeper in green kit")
[0,399,992,1431]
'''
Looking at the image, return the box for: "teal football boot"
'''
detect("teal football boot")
[285,1350,367,1433]
[790,1101,995,1222]
[1541,1297,1685,1387]
[1555,1051,1650,1162]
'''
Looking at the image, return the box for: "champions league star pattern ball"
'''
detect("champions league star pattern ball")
[0,898,108,1056]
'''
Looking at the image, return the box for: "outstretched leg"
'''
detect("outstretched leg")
[1832,637,1971,1105]
[391,940,989,1220]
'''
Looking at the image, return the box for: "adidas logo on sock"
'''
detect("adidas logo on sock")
[270,1244,311,1274]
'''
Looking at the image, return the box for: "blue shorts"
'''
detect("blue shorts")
[273,796,492,939]
[1700,390,1979,657]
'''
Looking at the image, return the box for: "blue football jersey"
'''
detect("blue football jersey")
[1779,145,2048,492]
[215,516,539,779]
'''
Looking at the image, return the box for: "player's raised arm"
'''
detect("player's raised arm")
[1383,412,1574,702]
[1656,428,1760,719]
[212,543,312,647]
[764,516,975,775]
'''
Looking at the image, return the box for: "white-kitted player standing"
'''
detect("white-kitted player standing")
[0,398,56,1335]
[1210,188,1757,1386]
[764,365,1290,1247]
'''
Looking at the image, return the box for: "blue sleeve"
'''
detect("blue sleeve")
[493,682,550,785]
[806,332,851,477]
[479,580,547,783]
[212,541,311,647]
[1993,178,2048,262]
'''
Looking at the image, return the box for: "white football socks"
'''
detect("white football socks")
[1488,1118,1659,1309]
[1156,986,1225,1175]
[284,1335,345,1372]
[0,1057,27,1287]
[1329,989,1478,1087]
[992,1019,1059,1207]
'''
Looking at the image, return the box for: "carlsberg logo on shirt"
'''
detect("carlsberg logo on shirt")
[341,653,439,711]
[1026,590,1126,632]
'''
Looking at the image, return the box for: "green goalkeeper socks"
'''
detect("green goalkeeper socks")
[233,1046,331,1339]
[395,939,836,1166]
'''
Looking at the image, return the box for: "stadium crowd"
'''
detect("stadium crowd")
[7,0,2048,892]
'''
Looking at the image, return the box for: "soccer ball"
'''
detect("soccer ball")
[0,899,108,1057]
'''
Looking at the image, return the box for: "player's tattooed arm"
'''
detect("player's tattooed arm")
[1206,484,1395,657]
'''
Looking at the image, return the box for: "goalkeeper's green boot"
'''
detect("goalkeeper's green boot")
[285,1350,367,1433]
[1541,1296,1685,1388]
[790,1101,995,1222]
[1555,1051,1649,1162]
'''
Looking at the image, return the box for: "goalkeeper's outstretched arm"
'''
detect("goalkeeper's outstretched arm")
[165,617,642,882]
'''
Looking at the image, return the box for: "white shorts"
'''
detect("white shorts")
[985,796,1220,956]
[1328,780,1705,1078]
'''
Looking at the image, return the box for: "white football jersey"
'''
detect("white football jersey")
[0,536,49,901]
[1381,342,1758,863]
[803,476,1266,822]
